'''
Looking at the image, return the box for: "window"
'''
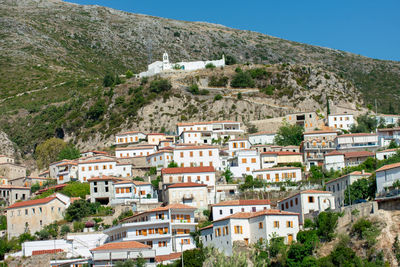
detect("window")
[259,222,263,229]
[234,226,243,234]
[89,166,92,171]
[281,204,284,210]
[206,176,209,181]
[308,196,314,203]
[241,208,245,212]
[209,161,213,166]
[337,184,340,191]
[246,167,250,171]
[169,177,173,183]
[95,166,99,170]
[208,151,212,156]
[295,198,298,205]
[190,151,193,157]
[219,210,223,215]
[273,221,280,228]
[25,209,28,215]
[109,165,113,169]
[290,200,293,207]
[103,165,107,170]
[266,174,270,180]
[230,209,233,214]
[242,158,247,164]
[286,221,293,228]
[158,241,167,247]
[252,207,256,212]
[285,202,289,209]
[180,152,184,158]
[251,158,256,163]
[32,208,35,214]
[40,220,42,226]
[39,207,42,213]
[187,176,191,182]
[81,167,85,171]
[94,187,98,193]
[197,176,200,181]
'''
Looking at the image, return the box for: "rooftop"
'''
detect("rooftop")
[260,151,302,156]
[253,166,301,172]
[7,197,57,209]
[91,241,150,251]
[278,190,332,203]
[326,171,372,184]
[212,199,271,207]
[213,209,299,223]
[344,151,375,158]
[167,182,207,189]
[161,166,215,175]
[376,162,400,172]
[177,120,238,126]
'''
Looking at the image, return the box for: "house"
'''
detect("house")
[103,204,197,256]
[260,151,303,169]
[164,183,208,210]
[214,184,240,203]
[302,130,337,170]
[278,190,335,223]
[78,159,132,183]
[377,127,400,147]
[285,112,320,131]
[375,114,400,126]
[88,176,124,204]
[376,162,400,194]
[343,151,375,167]
[211,199,271,221]
[161,166,216,188]
[146,150,173,170]
[0,155,14,164]
[228,149,260,178]
[248,131,276,145]
[252,167,302,183]
[147,133,167,145]
[200,209,299,256]
[179,131,214,145]
[326,171,372,207]
[176,121,243,139]
[9,176,55,187]
[0,185,30,206]
[116,146,157,158]
[335,133,379,151]
[227,138,251,157]
[172,145,221,170]
[80,151,109,158]
[139,52,225,78]
[115,131,147,145]
[54,160,78,184]
[324,151,345,171]
[252,145,300,153]
[0,156,26,180]
[328,114,354,131]
[6,195,70,238]
[91,241,156,267]
[113,180,157,205]
[376,148,398,160]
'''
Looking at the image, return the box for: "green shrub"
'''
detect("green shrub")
[208,76,229,87]
[205,63,216,69]
[248,68,268,79]
[61,225,71,235]
[188,84,200,95]
[231,71,255,88]
[125,70,134,79]
[73,221,85,232]
[118,210,134,221]
[149,79,172,93]
[351,218,380,247]
[214,94,223,101]
[199,89,209,95]
[237,92,242,100]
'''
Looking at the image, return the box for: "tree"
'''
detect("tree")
[222,167,233,183]
[168,161,178,168]
[247,123,258,134]
[181,249,205,267]
[0,216,6,231]
[388,140,398,149]
[237,92,242,100]
[61,225,71,236]
[314,211,340,241]
[205,63,216,69]
[125,70,134,79]
[65,199,91,221]
[149,79,172,93]
[230,71,255,88]
[225,55,237,65]
[344,176,375,205]
[35,138,67,169]
[188,84,200,95]
[214,94,223,101]
[103,73,115,87]
[326,95,330,115]
[274,122,304,146]
[350,113,377,133]
[57,143,80,160]
[87,99,106,121]
[30,182,41,194]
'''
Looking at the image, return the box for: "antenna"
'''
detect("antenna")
[147,39,152,64]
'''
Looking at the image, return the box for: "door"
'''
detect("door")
[244,238,249,246]
[288,234,293,244]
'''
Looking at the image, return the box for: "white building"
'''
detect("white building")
[229,149,261,178]
[146,150,174,170]
[335,133,379,151]
[328,114,354,131]
[161,166,215,188]
[176,121,243,139]
[376,162,400,194]
[376,114,400,126]
[260,151,303,169]
[80,151,109,158]
[91,241,156,267]
[165,182,208,210]
[343,151,375,167]
[103,204,197,257]
[252,167,302,183]
[377,127,400,147]
[54,161,78,184]
[376,148,398,161]
[324,151,345,172]
[116,146,158,158]
[326,171,371,207]
[227,138,251,157]
[278,190,335,223]
[172,145,221,170]
[200,209,299,256]
[139,52,225,78]
[179,131,214,145]
[248,132,276,145]
[115,131,147,146]
[78,159,132,183]
[211,199,271,221]
[147,133,168,145]
[302,130,337,170]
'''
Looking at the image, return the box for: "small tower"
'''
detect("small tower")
[162,52,170,70]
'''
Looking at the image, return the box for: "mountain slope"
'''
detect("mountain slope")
[0,0,399,155]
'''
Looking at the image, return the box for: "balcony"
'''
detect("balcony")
[182,194,193,200]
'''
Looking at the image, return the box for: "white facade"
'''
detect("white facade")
[55,161,78,184]
[146,151,173,170]
[147,134,167,145]
[249,132,276,145]
[252,167,302,183]
[161,166,216,187]
[326,171,371,207]
[335,133,379,151]
[227,139,251,157]
[139,52,225,77]
[115,131,147,145]
[323,152,345,172]
[116,146,157,158]
[103,204,197,256]
[328,114,354,131]
[229,150,261,178]
[212,199,271,221]
[376,148,398,161]
[377,127,400,147]
[179,131,215,145]
[176,121,243,137]
[200,210,299,256]
[165,183,208,209]
[278,190,335,223]
[376,163,400,194]
[173,146,221,170]
[78,160,132,182]
[260,152,303,169]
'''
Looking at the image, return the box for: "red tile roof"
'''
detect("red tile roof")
[229,138,248,141]
[212,199,271,207]
[116,146,155,151]
[173,145,218,150]
[278,190,332,203]
[121,204,196,222]
[337,133,377,138]
[91,241,150,251]
[325,151,344,156]
[304,130,337,135]
[213,209,299,222]
[376,162,400,172]
[147,133,165,136]
[32,249,63,255]
[78,159,115,164]
[155,252,182,263]
[325,171,371,184]
[132,180,151,186]
[343,151,374,158]
[7,197,57,209]
[167,182,207,189]
[87,176,123,182]
[36,184,67,194]
[161,166,215,175]
[260,151,302,156]
[199,224,214,231]
[253,167,300,172]
[117,131,145,135]
[377,148,399,153]
[177,120,238,126]
[377,127,400,132]
[0,185,30,190]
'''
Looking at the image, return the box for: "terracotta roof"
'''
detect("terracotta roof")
[36,184,67,194]
[7,197,57,209]
[177,120,238,126]
[114,180,133,185]
[173,145,217,150]
[87,176,123,182]
[147,133,165,136]
[343,151,374,158]
[249,131,275,136]
[260,151,302,156]
[161,166,215,175]
[229,138,248,141]
[326,171,372,184]
[49,159,71,166]
[213,209,299,222]
[377,127,400,132]
[253,167,300,172]
[132,180,151,185]
[78,159,115,164]
[116,146,155,151]
[91,241,150,251]
[155,252,182,263]
[81,150,108,155]
[32,249,63,255]
[57,161,78,167]
[304,130,337,135]
[117,131,145,135]
[199,224,214,231]
[278,190,332,203]
[325,151,344,156]
[180,130,212,134]
[26,176,55,180]
[377,148,399,153]
[376,162,400,172]
[212,199,271,207]
[0,185,30,190]
[147,150,173,157]
[337,133,377,138]
[121,204,196,222]
[167,182,207,189]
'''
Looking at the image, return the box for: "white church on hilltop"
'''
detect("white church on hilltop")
[139,52,225,77]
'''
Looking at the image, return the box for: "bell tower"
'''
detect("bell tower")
[162,52,169,70]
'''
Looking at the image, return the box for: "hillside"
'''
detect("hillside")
[0,0,399,156]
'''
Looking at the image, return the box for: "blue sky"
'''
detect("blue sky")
[66,0,400,61]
